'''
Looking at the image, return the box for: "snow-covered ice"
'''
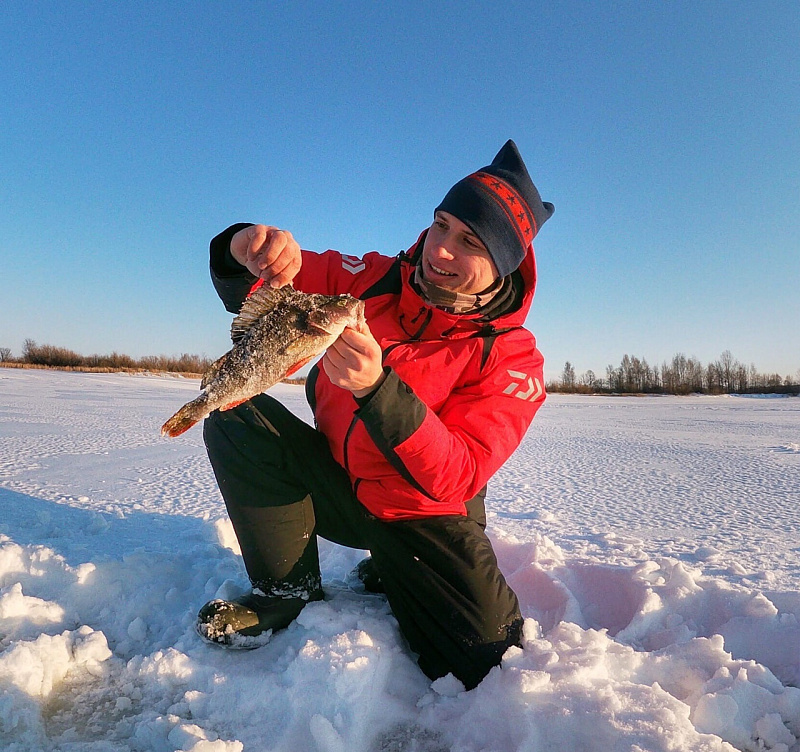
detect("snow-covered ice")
[0,368,798,751]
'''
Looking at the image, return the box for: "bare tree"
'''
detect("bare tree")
[706,361,721,393]
[0,347,11,362]
[733,364,749,392]
[686,357,705,392]
[606,363,622,392]
[718,350,736,392]
[561,361,576,391]
[766,373,783,389]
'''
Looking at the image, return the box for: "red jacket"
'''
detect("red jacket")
[210,227,546,521]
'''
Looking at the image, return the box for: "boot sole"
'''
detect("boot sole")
[195,618,274,649]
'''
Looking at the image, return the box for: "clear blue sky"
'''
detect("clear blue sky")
[2,1,798,381]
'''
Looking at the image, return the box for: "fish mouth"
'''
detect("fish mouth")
[354,300,366,328]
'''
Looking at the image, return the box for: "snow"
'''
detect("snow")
[0,368,798,752]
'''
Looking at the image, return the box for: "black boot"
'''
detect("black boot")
[196,588,323,647]
[352,556,385,594]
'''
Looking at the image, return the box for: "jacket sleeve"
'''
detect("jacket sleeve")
[355,335,546,506]
[209,223,258,313]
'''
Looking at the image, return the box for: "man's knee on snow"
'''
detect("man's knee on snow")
[418,616,524,691]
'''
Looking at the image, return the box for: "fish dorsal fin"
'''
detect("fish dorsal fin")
[230,284,293,343]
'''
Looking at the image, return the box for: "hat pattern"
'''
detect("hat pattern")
[469,171,536,249]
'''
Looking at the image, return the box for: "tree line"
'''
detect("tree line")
[551,351,799,395]
[0,339,214,376]
[2,341,797,395]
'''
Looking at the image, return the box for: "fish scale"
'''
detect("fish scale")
[161,285,365,437]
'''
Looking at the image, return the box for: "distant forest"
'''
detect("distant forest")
[550,351,800,395]
[1,340,798,396]
[0,340,214,376]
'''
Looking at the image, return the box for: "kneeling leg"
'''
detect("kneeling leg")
[368,515,522,690]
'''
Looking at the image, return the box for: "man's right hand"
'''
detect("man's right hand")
[230,224,302,288]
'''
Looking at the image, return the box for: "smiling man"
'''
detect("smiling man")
[199,140,554,690]
[423,211,498,292]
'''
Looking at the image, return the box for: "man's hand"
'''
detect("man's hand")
[230,224,302,288]
[322,320,386,398]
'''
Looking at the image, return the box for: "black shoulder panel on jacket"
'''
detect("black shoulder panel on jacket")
[477,326,520,371]
[360,255,405,300]
[480,335,496,371]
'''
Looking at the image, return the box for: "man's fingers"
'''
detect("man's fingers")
[265,253,301,289]
[246,227,288,265]
[230,225,262,266]
[249,229,285,268]
[246,225,268,258]
[325,337,349,362]
[264,229,290,261]
[336,328,358,347]
[323,325,384,395]
[337,326,373,353]
[321,350,345,381]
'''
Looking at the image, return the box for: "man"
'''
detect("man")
[199,140,554,689]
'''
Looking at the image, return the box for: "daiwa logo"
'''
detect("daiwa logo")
[503,370,543,401]
[341,255,366,274]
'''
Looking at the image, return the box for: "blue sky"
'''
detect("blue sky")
[1,2,798,381]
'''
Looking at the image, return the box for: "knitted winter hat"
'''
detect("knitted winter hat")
[435,140,554,278]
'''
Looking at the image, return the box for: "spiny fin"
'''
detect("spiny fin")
[231,284,294,343]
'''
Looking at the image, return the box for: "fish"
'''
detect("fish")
[161,284,365,437]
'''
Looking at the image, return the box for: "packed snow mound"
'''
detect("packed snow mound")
[0,371,798,751]
[1,522,798,752]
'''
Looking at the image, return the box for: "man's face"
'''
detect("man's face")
[421,211,499,294]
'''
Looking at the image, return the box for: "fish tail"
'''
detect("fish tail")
[161,397,208,438]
